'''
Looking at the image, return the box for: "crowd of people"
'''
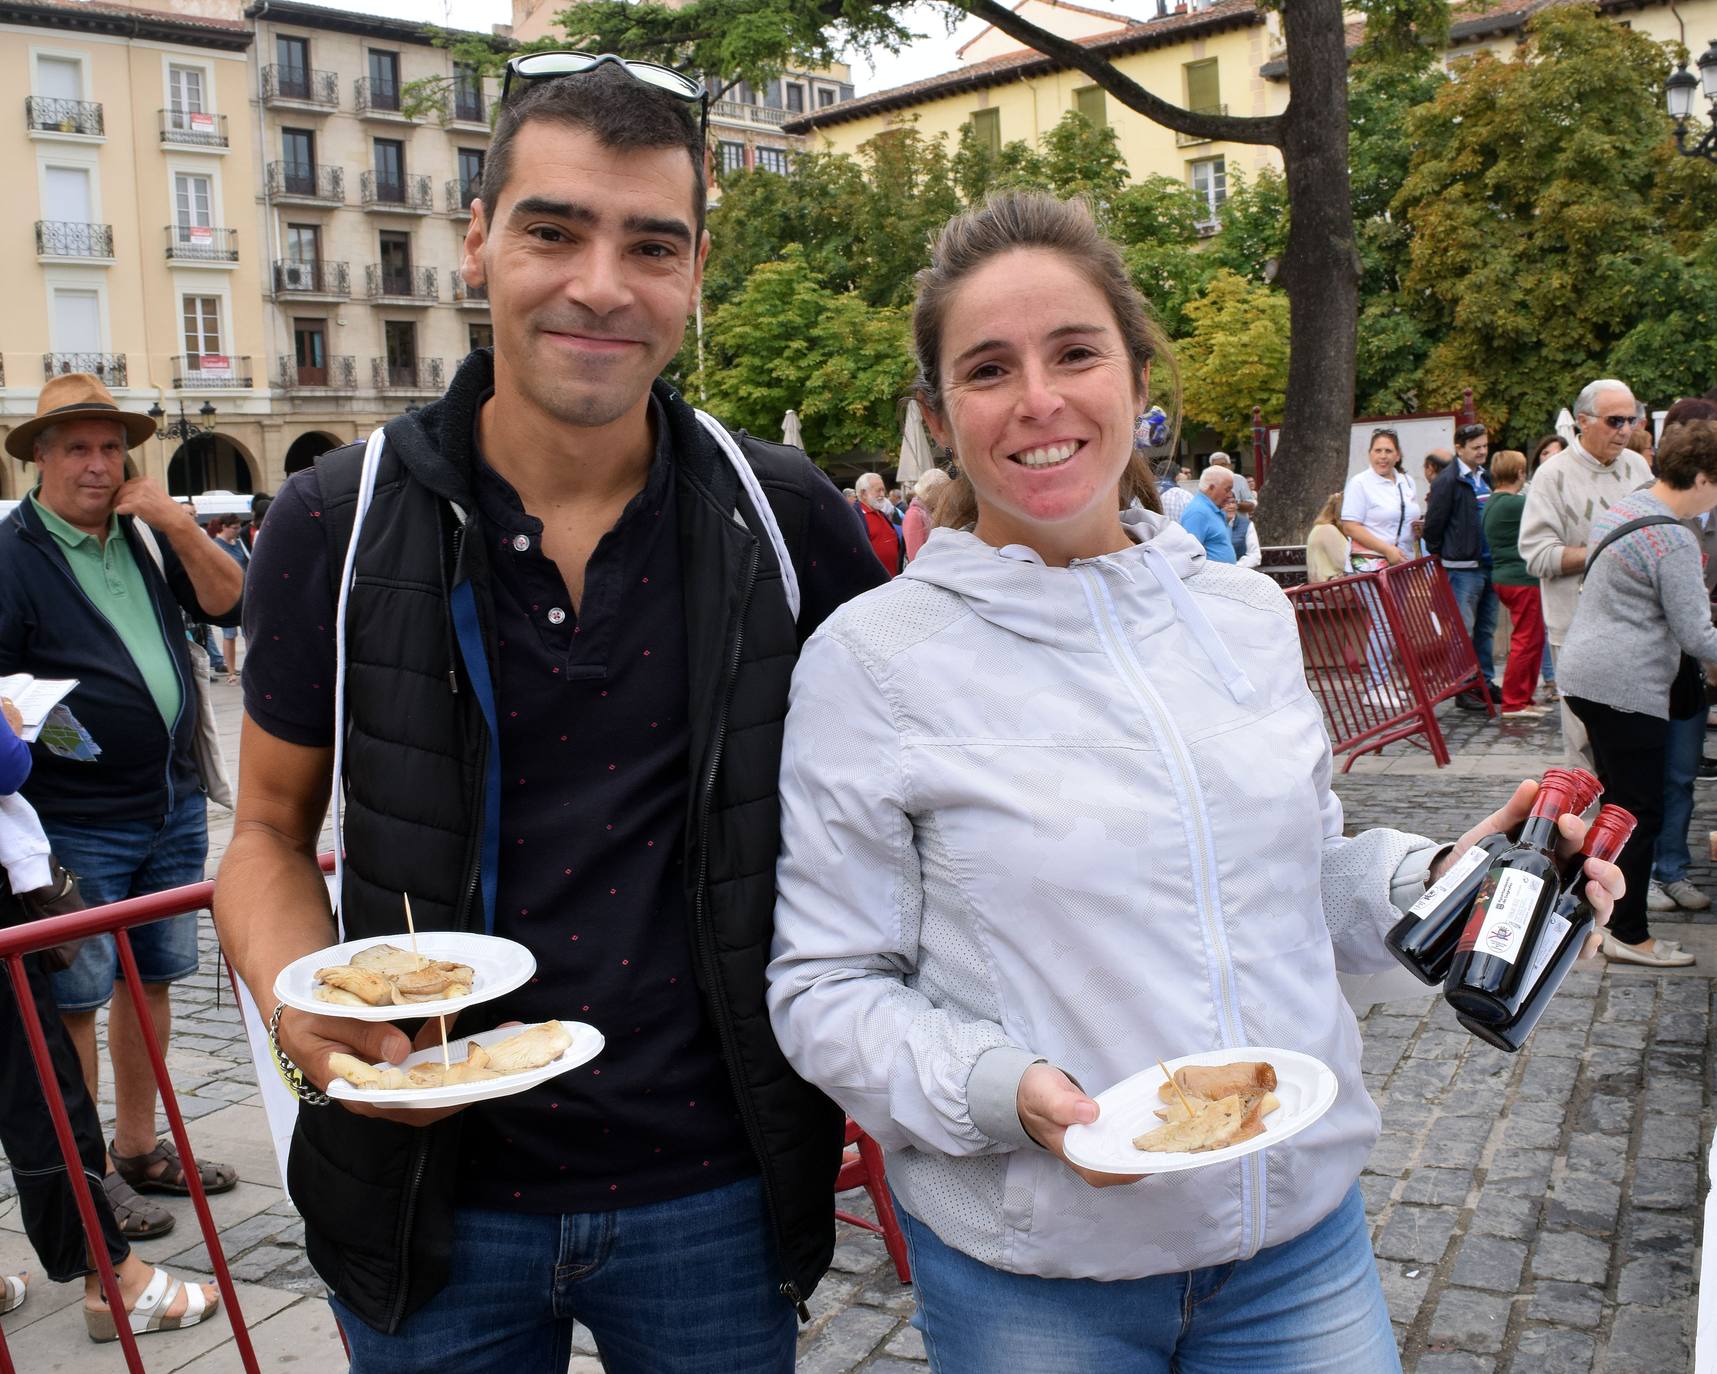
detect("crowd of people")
[0,47,1671,1374]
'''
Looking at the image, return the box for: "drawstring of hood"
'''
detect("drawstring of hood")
[1138,543,1256,705]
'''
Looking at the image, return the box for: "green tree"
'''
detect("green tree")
[951,122,1045,204]
[701,151,866,308]
[1038,110,1128,205]
[1105,175,1211,339]
[696,245,914,461]
[1204,167,1290,282]
[1178,270,1291,449]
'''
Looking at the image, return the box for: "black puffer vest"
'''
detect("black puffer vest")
[287,351,842,1333]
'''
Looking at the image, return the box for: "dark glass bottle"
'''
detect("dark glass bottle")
[1384,832,1512,985]
[1444,768,1598,1024]
[1457,804,1635,1053]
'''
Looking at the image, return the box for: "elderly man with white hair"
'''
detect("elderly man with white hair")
[852,471,903,577]
[1176,464,1238,564]
[1520,378,1653,767]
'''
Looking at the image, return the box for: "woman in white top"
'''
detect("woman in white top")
[1339,430,1420,570]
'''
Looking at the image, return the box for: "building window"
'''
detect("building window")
[34,54,83,102]
[718,141,747,175]
[786,83,805,113]
[970,107,1001,155]
[51,288,102,355]
[294,318,327,383]
[733,81,754,105]
[453,62,483,122]
[385,320,417,380]
[373,138,405,196]
[457,147,485,203]
[816,86,836,109]
[368,49,401,110]
[173,173,214,250]
[378,230,411,292]
[1190,156,1226,222]
[1184,58,1220,115]
[469,322,494,352]
[763,80,783,109]
[1074,84,1106,128]
[182,293,222,357]
[168,64,206,116]
[276,35,309,86]
[754,146,790,175]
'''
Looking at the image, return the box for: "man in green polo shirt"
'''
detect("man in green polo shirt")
[0,372,245,1243]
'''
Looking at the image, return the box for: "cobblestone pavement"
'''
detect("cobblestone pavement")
[0,687,1710,1371]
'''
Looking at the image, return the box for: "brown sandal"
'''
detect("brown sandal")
[110,1139,238,1198]
[101,1170,175,1240]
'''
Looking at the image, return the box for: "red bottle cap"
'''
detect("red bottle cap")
[1565,767,1603,814]
[1530,769,1584,821]
[1583,804,1636,864]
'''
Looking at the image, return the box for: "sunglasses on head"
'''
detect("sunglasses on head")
[500,50,709,137]
[1370,427,1399,443]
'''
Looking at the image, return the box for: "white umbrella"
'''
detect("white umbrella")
[781,409,803,449]
[897,400,935,486]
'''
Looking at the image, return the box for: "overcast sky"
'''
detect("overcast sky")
[292,0,1171,95]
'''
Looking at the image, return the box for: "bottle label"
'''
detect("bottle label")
[1519,909,1574,995]
[1468,869,1546,964]
[1410,844,1492,920]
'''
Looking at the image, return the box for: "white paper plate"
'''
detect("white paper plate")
[274,932,536,1022]
[325,1021,605,1109]
[1062,1046,1338,1175]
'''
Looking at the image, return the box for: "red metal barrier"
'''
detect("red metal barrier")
[1288,558,1492,772]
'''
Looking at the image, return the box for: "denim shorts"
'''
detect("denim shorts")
[900,1183,1399,1374]
[44,790,209,1013]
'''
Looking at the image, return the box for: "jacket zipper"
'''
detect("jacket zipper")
[1073,564,1266,1260]
[690,543,806,1321]
[388,1134,433,1331]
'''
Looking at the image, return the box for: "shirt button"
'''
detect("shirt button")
[512,534,530,552]
[547,607,566,625]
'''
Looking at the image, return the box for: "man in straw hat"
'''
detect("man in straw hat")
[0,373,244,1241]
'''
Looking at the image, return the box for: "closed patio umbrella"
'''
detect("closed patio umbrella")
[897,400,934,486]
[781,409,803,449]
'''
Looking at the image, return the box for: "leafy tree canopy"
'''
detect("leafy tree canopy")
[1177,270,1291,450]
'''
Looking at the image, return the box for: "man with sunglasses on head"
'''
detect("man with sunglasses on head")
[1519,379,1653,768]
[1424,422,1501,711]
[215,53,883,1373]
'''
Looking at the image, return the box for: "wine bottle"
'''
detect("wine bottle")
[1384,832,1512,985]
[1444,768,1600,1024]
[1457,804,1634,1053]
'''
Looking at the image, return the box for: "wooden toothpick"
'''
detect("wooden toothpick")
[403,893,451,1071]
[1159,1058,1196,1119]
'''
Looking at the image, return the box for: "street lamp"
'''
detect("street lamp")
[148,399,218,497]
[1666,41,1717,161]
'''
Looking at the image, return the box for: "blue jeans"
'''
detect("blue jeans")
[1655,710,1705,883]
[900,1184,1398,1374]
[331,1176,794,1374]
[45,790,207,1012]
[1230,512,1252,563]
[1445,567,1498,685]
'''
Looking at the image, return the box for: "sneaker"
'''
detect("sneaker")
[1647,880,1679,912]
[1455,690,1490,712]
[1699,758,1717,782]
[1661,879,1712,911]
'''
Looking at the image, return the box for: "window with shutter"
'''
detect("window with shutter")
[1073,85,1106,128]
[1184,59,1220,115]
[970,107,1001,154]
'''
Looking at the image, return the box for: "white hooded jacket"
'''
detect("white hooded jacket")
[767,512,1441,1280]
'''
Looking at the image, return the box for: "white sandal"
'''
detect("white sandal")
[0,1272,26,1316]
[85,1265,218,1343]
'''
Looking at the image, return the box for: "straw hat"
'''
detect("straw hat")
[6,372,157,460]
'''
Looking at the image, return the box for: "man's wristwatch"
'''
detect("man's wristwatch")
[268,1001,331,1107]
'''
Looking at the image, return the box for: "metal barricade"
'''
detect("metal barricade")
[0,879,256,1374]
[1288,557,1491,772]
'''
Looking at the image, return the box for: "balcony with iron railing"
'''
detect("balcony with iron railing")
[25,96,104,137]
[353,76,435,120]
[165,225,239,263]
[266,161,344,204]
[262,65,338,109]
[450,87,486,126]
[36,221,113,260]
[365,264,438,302]
[278,355,356,390]
[373,357,444,392]
[360,171,433,213]
[1175,106,1228,147]
[446,176,479,215]
[452,272,487,306]
[172,354,252,390]
[159,109,228,148]
[43,353,126,385]
[272,259,350,297]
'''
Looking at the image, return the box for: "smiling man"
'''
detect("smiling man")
[214,58,881,1372]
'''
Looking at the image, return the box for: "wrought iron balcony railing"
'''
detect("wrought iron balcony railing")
[173,354,252,390]
[451,273,487,305]
[43,353,126,385]
[353,76,402,115]
[1175,106,1229,148]
[360,171,433,211]
[159,109,228,147]
[266,161,344,203]
[366,264,438,301]
[451,89,485,124]
[272,259,350,296]
[26,97,103,137]
[446,176,479,215]
[372,357,444,392]
[262,66,338,107]
[165,225,239,262]
[36,220,113,258]
[278,355,356,390]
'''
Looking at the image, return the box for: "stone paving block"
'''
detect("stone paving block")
[1413,1028,1472,1060]
[1374,1205,1460,1265]
[1628,1157,1700,1211]
[1602,1306,1690,1374]
[1427,1112,1496,1145]
[855,1270,916,1318]
[1468,1191,1539,1242]
[1634,1113,1701,1160]
[1546,1173,1622,1233]
[1428,1287,1512,1354]
[1588,1021,1649,1050]
[1375,1258,1433,1325]
[1598,984,1655,1022]
[1617,1252,1695,1307]
[1486,1148,1555,1193]
[572,1322,597,1354]
[1653,1009,1707,1044]
[796,1305,899,1374]
[1390,1057,1462,1101]
[1449,1234,1527,1292]
[1574,1095,1633,1136]
[1511,1325,1596,1374]
[804,1271,862,1329]
[1416,1354,1495,1374]
[1500,1113,1564,1151]
[1526,1280,1603,1330]
[866,1361,929,1374]
[884,1325,927,1360]
[1365,1131,1419,1177]
[1530,1231,1611,1286]
[1625,1209,1698,1263]
[829,1238,888,1275]
[1517,1057,1581,1102]
[1400,1167,1473,1208]
[1359,1171,1397,1213]
[1563,1134,1628,1182]
[1578,1047,1642,1088]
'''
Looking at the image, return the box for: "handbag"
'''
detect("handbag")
[129,522,235,809]
[1587,514,1709,720]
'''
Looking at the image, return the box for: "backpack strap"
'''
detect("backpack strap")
[1586,514,1683,570]
[693,410,802,623]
